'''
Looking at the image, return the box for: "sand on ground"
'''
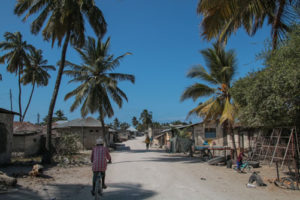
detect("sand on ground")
[1,136,299,200]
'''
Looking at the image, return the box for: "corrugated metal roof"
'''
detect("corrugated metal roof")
[54,117,103,128]
[160,122,203,133]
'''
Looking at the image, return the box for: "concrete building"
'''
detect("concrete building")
[54,117,107,150]
[13,122,43,157]
[127,126,138,139]
[155,121,256,156]
[0,108,19,165]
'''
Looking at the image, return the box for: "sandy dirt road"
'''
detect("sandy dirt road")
[1,135,299,200]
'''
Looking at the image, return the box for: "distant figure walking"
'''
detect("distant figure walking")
[150,136,153,147]
[145,135,150,150]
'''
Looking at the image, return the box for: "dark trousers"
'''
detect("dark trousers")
[92,171,105,191]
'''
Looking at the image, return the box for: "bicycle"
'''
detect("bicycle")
[233,161,253,173]
[94,172,103,200]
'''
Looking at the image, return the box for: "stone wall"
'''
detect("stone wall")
[0,113,14,165]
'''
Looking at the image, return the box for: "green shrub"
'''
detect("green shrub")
[55,133,80,156]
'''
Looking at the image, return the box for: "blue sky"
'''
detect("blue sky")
[0,0,269,125]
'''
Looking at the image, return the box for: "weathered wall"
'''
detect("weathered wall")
[0,113,14,165]
[12,133,42,156]
[56,127,105,150]
[194,123,225,146]
[194,124,204,146]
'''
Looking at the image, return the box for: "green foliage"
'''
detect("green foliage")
[139,109,153,129]
[64,37,134,118]
[54,133,80,156]
[22,48,55,87]
[132,116,139,128]
[197,0,300,49]
[152,122,162,129]
[171,127,190,138]
[55,110,67,121]
[14,0,107,48]
[181,43,237,124]
[231,25,300,127]
[0,31,35,121]
[41,109,67,124]
[136,123,144,132]
[113,118,120,130]
[120,122,130,130]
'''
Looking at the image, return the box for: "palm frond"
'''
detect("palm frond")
[187,65,219,85]
[220,98,236,125]
[181,83,215,102]
[109,73,135,83]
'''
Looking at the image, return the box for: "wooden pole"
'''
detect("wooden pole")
[270,128,282,166]
[292,128,299,189]
[281,129,293,169]
[263,129,275,162]
[276,161,280,181]
[10,89,13,111]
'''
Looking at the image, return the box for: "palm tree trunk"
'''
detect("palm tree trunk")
[22,82,35,122]
[99,110,108,147]
[229,125,238,160]
[18,67,22,122]
[43,31,70,164]
[272,0,286,50]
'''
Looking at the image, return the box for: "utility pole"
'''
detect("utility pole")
[37,113,40,125]
[10,89,13,111]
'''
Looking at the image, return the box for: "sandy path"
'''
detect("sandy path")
[1,136,299,200]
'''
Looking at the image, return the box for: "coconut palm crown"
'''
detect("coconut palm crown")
[21,48,55,121]
[14,0,106,48]
[181,43,237,125]
[197,0,300,49]
[0,31,34,121]
[64,37,135,143]
[64,36,135,117]
[14,0,107,162]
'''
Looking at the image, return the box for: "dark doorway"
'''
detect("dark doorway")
[0,123,8,153]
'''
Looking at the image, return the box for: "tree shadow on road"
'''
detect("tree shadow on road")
[103,183,157,200]
[115,144,164,154]
[146,154,206,164]
[126,149,165,153]
[0,186,43,200]
[1,182,156,200]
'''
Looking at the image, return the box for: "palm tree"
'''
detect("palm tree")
[132,116,139,128]
[14,0,107,163]
[64,37,135,145]
[139,109,153,130]
[197,0,300,49]
[113,118,120,130]
[21,48,55,122]
[181,43,238,158]
[0,32,34,121]
[54,110,67,121]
